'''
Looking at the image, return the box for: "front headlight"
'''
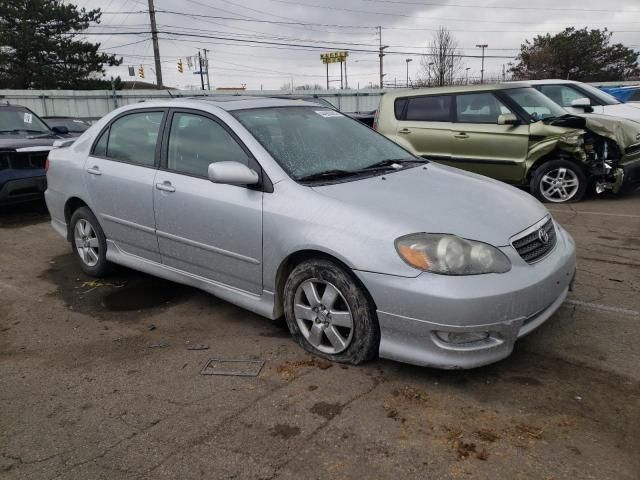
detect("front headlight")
[395,233,511,275]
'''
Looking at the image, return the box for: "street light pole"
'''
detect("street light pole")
[428,62,434,87]
[476,44,488,84]
[405,58,412,87]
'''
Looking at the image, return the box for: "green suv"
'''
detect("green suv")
[374,84,640,202]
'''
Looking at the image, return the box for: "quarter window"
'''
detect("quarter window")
[167,113,248,178]
[404,95,452,122]
[456,93,512,124]
[103,112,163,166]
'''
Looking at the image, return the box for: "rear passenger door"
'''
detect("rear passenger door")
[153,110,263,295]
[86,110,165,262]
[394,95,453,161]
[450,93,529,183]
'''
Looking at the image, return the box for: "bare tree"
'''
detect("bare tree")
[419,27,465,87]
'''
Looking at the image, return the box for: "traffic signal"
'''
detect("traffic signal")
[138,65,144,79]
[177,59,184,73]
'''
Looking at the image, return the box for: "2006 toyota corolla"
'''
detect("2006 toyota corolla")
[45,97,576,369]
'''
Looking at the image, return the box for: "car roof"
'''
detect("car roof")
[525,79,578,85]
[381,82,532,99]
[176,96,325,111]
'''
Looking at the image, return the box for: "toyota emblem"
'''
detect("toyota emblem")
[538,228,549,244]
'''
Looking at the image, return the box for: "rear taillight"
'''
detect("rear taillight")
[45,157,50,173]
[373,110,379,131]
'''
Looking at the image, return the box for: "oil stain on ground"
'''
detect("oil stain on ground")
[309,402,343,420]
[41,253,193,318]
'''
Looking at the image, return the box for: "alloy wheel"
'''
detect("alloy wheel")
[293,278,354,354]
[74,219,100,267]
[540,167,580,202]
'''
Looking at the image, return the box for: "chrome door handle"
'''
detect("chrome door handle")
[398,128,411,134]
[155,181,175,193]
[454,132,469,139]
[86,166,101,175]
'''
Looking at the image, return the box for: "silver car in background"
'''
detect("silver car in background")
[45,97,576,369]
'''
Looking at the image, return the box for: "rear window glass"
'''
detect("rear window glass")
[394,98,408,119]
[405,95,452,122]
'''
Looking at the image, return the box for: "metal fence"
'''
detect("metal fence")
[0,88,386,119]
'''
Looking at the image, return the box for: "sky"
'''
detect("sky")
[75,0,640,90]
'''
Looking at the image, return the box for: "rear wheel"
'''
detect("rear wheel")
[531,159,587,203]
[283,258,379,365]
[70,207,111,277]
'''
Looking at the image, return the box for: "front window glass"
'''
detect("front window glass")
[456,93,512,123]
[501,88,566,122]
[538,85,585,107]
[106,112,163,166]
[167,113,248,177]
[233,107,414,180]
[0,108,50,134]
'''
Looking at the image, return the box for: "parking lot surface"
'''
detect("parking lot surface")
[1,192,639,480]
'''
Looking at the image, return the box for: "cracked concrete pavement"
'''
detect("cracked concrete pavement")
[1,191,639,479]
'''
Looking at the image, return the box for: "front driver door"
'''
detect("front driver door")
[153,110,263,295]
[450,92,529,183]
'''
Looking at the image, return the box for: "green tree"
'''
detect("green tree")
[511,27,639,82]
[0,0,122,89]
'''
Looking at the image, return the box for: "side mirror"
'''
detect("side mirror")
[51,125,69,135]
[497,113,519,125]
[208,161,259,186]
[570,97,591,108]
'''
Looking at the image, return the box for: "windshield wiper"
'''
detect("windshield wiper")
[0,129,50,134]
[296,169,359,183]
[357,157,428,172]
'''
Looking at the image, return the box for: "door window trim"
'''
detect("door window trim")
[160,108,273,192]
[89,108,168,169]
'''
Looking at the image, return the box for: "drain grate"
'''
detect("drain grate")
[200,358,265,377]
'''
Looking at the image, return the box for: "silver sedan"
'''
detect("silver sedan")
[45,97,576,369]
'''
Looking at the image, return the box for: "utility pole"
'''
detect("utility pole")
[340,60,343,89]
[344,56,348,89]
[147,0,163,87]
[405,58,412,87]
[377,26,387,88]
[197,50,205,90]
[501,63,505,82]
[476,44,488,84]
[203,49,211,90]
[465,67,470,85]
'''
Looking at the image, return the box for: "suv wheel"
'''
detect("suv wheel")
[70,207,111,277]
[531,159,587,203]
[283,258,379,365]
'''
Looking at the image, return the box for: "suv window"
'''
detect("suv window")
[456,93,512,124]
[404,95,452,122]
[103,112,163,166]
[167,112,248,178]
[538,85,585,107]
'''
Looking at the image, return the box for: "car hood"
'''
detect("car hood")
[312,163,548,247]
[603,103,640,120]
[550,113,640,150]
[0,137,57,151]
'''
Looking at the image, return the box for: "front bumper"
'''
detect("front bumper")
[0,173,47,205]
[355,223,576,369]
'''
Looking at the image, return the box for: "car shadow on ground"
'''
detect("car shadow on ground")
[0,199,50,228]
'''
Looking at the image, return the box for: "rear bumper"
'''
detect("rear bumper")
[355,223,576,369]
[0,173,47,205]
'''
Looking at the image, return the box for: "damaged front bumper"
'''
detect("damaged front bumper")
[355,223,576,369]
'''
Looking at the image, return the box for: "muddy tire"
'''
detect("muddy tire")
[531,159,587,203]
[283,258,379,365]
[69,207,112,277]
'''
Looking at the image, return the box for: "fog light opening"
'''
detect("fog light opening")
[435,331,491,345]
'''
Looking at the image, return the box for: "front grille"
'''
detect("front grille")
[512,218,557,264]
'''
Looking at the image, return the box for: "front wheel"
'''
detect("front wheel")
[530,159,587,203]
[283,258,379,365]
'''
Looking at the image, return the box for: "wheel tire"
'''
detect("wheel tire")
[530,159,587,203]
[283,258,379,365]
[69,207,112,277]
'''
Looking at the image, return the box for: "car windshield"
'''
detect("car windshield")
[502,87,567,122]
[233,106,417,181]
[0,108,51,134]
[578,83,621,105]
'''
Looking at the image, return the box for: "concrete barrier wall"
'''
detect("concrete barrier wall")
[0,88,386,119]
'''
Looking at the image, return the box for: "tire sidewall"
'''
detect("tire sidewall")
[70,207,110,277]
[531,159,588,203]
[283,258,379,364]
